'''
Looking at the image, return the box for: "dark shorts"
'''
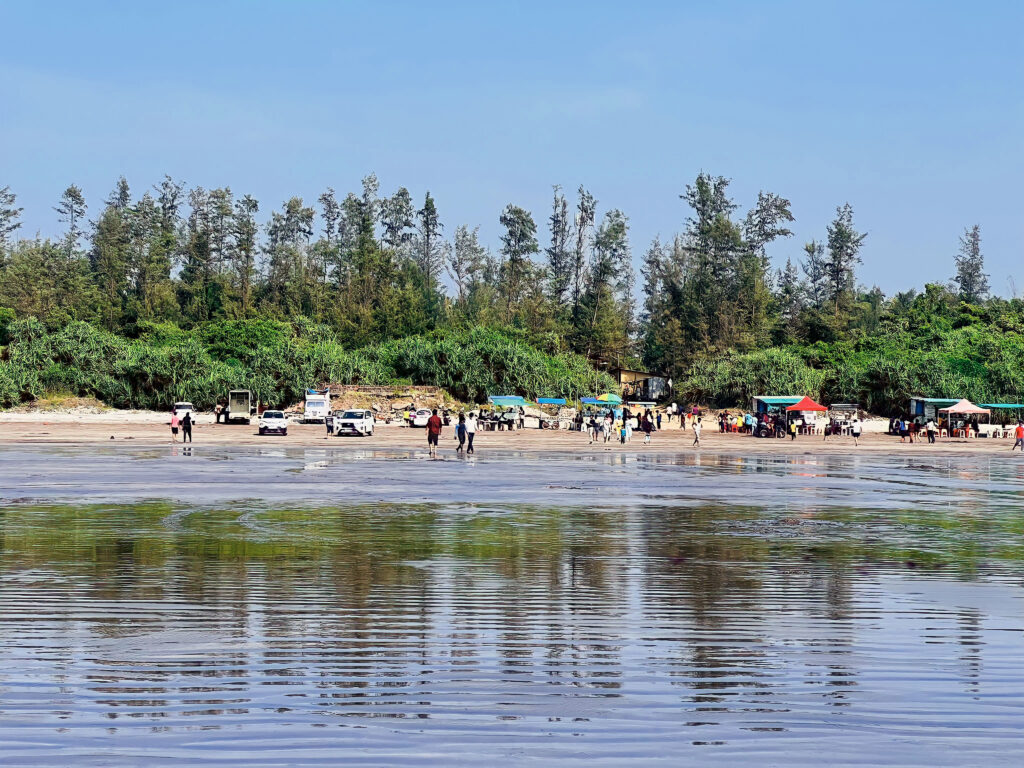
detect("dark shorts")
[171,427,179,434]
[427,433,439,446]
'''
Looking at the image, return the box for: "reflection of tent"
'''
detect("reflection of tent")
[786,396,827,412]
[939,399,990,415]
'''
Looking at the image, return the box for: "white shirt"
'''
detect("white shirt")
[693,422,702,436]
[465,417,477,433]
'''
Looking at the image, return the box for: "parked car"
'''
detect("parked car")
[410,408,432,427]
[173,401,194,418]
[334,409,375,436]
[258,410,288,436]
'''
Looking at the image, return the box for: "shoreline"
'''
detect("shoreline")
[0,411,1020,456]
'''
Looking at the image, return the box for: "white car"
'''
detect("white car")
[334,409,375,436]
[410,408,432,427]
[258,410,288,436]
[173,401,194,418]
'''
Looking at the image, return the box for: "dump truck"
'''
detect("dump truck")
[226,389,254,424]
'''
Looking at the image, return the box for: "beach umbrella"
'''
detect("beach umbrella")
[597,393,623,404]
[785,396,827,412]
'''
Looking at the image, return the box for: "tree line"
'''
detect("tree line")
[0,173,1001,406]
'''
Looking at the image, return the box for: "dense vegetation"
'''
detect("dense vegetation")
[0,176,1017,414]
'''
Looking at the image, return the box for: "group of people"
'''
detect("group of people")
[426,408,478,457]
[169,410,193,442]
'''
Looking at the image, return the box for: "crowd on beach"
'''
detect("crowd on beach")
[163,399,1024,456]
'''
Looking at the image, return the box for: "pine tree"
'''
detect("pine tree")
[823,203,866,320]
[54,184,87,256]
[447,224,486,303]
[545,185,573,304]
[571,186,596,312]
[381,187,415,253]
[232,195,259,314]
[953,224,989,303]
[801,240,827,308]
[498,204,539,318]
[0,185,24,258]
[413,191,443,287]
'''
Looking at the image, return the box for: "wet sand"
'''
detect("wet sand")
[1,415,1020,456]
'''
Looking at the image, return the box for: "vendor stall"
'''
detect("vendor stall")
[938,399,990,438]
[979,403,1024,436]
[785,396,827,435]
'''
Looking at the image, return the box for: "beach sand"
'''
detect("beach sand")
[0,408,1018,456]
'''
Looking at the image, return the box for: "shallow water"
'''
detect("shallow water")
[2,446,1024,766]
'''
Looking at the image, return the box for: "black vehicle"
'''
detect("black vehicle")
[755,420,787,438]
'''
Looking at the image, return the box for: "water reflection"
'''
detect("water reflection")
[1,496,1024,765]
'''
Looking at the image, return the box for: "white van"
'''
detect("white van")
[303,390,331,423]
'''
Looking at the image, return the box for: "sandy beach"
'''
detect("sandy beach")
[0,407,1018,456]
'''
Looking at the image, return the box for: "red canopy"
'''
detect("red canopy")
[786,396,827,412]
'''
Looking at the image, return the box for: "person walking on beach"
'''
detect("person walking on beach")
[656,411,662,431]
[455,413,467,453]
[181,411,193,443]
[692,416,702,447]
[465,411,477,454]
[852,418,862,446]
[170,410,180,442]
[789,418,798,440]
[926,417,937,444]
[1013,421,1024,451]
[214,402,223,424]
[426,408,443,457]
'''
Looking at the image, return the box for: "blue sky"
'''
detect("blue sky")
[2,1,1022,295]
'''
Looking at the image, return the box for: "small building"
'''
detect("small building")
[607,367,667,401]
[909,397,959,422]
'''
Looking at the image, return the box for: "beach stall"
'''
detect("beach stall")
[979,403,1024,436]
[938,399,990,438]
[752,395,803,414]
[485,395,534,430]
[786,396,828,435]
[536,397,568,429]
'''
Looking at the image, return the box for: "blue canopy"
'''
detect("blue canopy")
[488,395,531,408]
[537,397,566,405]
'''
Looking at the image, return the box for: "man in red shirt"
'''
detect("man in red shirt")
[426,409,443,457]
[1013,422,1024,452]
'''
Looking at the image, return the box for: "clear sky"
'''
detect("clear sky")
[2,1,1022,295]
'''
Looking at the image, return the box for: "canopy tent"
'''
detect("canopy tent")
[487,395,533,409]
[536,397,567,405]
[979,403,1024,410]
[581,397,605,405]
[939,399,990,415]
[786,396,827,412]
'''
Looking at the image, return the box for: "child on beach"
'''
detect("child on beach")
[692,417,702,447]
